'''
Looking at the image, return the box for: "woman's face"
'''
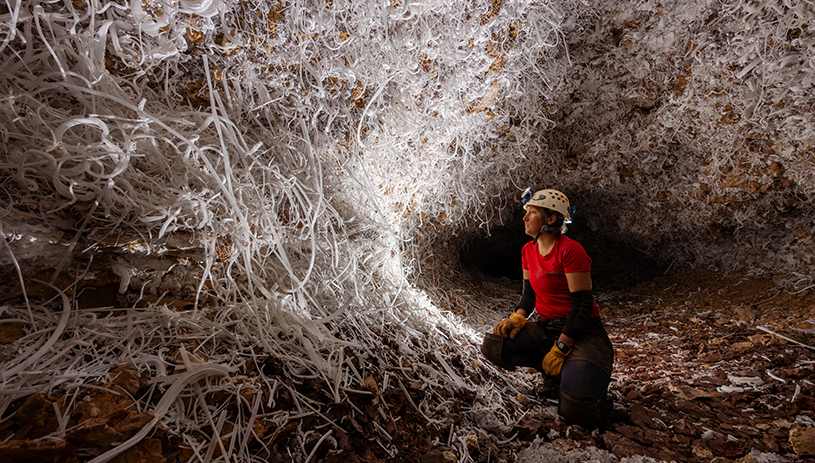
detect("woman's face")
[523,206,544,237]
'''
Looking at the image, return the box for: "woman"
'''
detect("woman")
[481,188,615,427]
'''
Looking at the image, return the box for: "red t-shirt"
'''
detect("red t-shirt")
[521,235,601,319]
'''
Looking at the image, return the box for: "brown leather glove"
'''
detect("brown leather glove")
[542,344,568,376]
[493,313,527,339]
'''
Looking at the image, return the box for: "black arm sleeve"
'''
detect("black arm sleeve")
[515,279,536,312]
[562,290,595,340]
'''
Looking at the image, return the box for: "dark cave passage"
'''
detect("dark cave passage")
[457,208,668,290]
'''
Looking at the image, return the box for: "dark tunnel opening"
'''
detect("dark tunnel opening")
[457,208,668,290]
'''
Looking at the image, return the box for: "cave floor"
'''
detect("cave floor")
[479,270,815,463]
[0,258,814,462]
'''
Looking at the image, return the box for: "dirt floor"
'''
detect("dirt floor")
[1,263,814,462]
[500,270,815,463]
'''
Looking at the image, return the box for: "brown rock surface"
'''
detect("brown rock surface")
[109,410,155,438]
[789,426,815,456]
[109,366,141,396]
[0,439,75,462]
[511,415,546,441]
[2,269,814,463]
[12,393,59,439]
[0,322,27,344]
[109,437,166,463]
[66,418,121,447]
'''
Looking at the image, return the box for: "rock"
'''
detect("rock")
[703,352,724,362]
[421,448,456,463]
[109,366,141,396]
[733,306,756,322]
[672,399,708,415]
[628,403,667,429]
[13,393,58,438]
[108,410,155,439]
[772,420,794,429]
[510,416,546,441]
[736,448,793,462]
[550,438,577,452]
[692,442,713,458]
[0,439,75,462]
[616,424,645,443]
[463,434,477,452]
[790,426,815,455]
[602,432,649,458]
[69,390,134,426]
[66,418,121,447]
[669,382,717,400]
[0,322,27,344]
[673,433,693,446]
[708,435,746,458]
[649,446,680,462]
[731,341,753,352]
[717,411,739,425]
[627,403,657,428]
[332,427,352,452]
[642,426,671,445]
[638,384,661,397]
[109,437,166,463]
[747,334,774,346]
[734,426,761,439]
[674,418,699,436]
[761,434,779,452]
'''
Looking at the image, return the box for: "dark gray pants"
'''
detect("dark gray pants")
[487,318,614,427]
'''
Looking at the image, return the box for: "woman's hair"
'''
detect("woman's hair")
[541,208,566,236]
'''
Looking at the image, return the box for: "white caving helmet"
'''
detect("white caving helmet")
[521,188,573,223]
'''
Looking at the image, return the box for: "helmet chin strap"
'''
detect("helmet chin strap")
[533,224,556,243]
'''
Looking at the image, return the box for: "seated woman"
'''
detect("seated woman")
[481,188,615,427]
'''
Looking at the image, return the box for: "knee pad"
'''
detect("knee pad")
[480,333,516,371]
[558,388,612,428]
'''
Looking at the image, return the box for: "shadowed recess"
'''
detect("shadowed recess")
[457,208,667,290]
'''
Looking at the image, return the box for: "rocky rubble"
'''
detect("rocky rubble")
[1,261,814,463]
[498,270,815,463]
[0,366,172,463]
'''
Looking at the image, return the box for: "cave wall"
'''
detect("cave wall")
[1,0,814,459]
[1,0,813,300]
[449,0,815,289]
[508,0,815,284]
[0,0,580,429]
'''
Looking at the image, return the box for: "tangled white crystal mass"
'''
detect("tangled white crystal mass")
[1,0,815,461]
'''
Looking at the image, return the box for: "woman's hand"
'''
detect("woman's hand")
[542,344,569,376]
[493,312,527,339]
